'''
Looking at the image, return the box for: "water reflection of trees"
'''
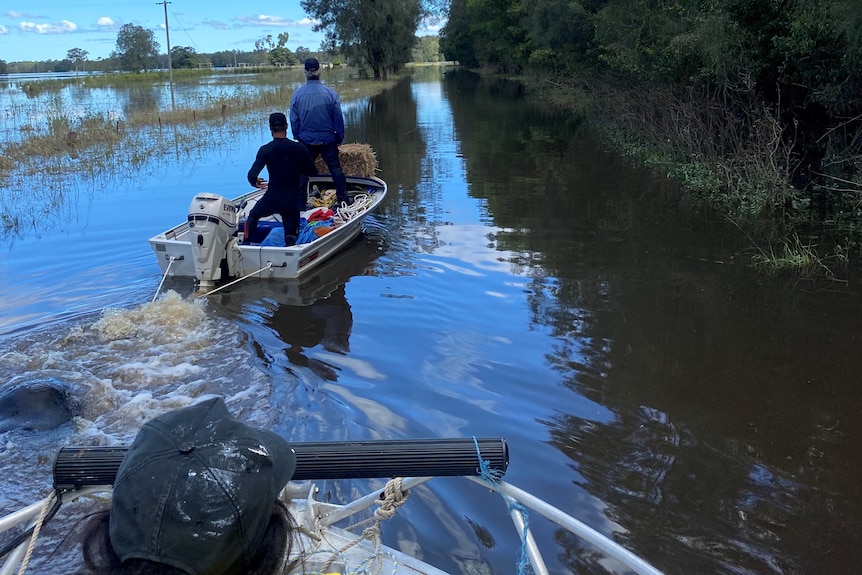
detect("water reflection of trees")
[353,75,452,268]
[538,268,862,573]
[588,270,862,573]
[518,220,862,573]
[356,77,425,206]
[443,70,862,574]
[119,85,162,116]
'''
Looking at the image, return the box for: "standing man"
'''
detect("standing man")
[246,112,317,246]
[290,57,350,206]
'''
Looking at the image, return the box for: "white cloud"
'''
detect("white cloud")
[97,17,115,27]
[7,11,42,19]
[241,14,292,26]
[0,25,8,35]
[236,14,317,28]
[19,20,78,34]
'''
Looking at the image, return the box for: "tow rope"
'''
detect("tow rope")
[199,262,274,297]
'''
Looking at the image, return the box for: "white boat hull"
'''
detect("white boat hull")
[148,175,387,286]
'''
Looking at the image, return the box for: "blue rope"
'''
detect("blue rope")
[472,436,532,575]
[508,498,532,575]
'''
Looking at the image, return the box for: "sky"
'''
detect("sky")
[0,1,333,63]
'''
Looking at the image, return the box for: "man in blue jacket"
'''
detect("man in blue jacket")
[289,58,350,206]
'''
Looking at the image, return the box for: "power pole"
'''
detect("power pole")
[158,0,175,110]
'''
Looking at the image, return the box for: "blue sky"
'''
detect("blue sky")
[0,1,332,62]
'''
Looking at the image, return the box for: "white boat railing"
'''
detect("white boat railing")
[313,475,663,575]
[1,477,665,575]
[3,437,665,575]
[465,476,665,575]
[1,486,102,575]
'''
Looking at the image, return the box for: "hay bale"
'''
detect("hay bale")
[314,143,377,177]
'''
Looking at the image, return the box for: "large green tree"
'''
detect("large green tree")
[114,23,159,72]
[439,0,479,67]
[255,33,296,66]
[170,46,199,69]
[300,0,440,79]
[66,48,88,74]
[440,0,531,73]
[412,35,441,62]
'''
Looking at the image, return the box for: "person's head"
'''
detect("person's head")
[304,57,321,80]
[81,397,297,575]
[268,112,287,134]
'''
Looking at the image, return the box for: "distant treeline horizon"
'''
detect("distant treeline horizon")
[0,35,442,76]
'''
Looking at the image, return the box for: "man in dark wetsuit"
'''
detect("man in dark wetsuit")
[289,58,350,206]
[246,112,317,246]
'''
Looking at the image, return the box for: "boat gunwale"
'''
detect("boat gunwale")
[1,474,664,575]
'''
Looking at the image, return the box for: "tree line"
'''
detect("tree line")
[441,0,862,233]
[1,1,445,78]
[1,35,442,77]
[1,25,325,75]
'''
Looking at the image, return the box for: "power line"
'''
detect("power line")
[166,4,199,51]
[156,0,175,110]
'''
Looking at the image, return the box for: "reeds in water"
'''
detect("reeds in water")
[0,69,395,240]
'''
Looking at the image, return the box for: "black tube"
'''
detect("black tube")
[53,438,508,491]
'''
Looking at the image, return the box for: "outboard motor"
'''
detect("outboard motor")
[187,193,238,289]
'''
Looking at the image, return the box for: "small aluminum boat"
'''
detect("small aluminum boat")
[1,439,665,575]
[148,175,387,290]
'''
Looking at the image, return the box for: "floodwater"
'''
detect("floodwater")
[2,67,862,574]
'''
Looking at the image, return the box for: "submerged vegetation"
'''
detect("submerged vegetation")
[2,0,436,238]
[590,85,860,278]
[750,235,836,277]
[0,67,395,239]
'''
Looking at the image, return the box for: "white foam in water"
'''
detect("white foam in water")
[94,290,210,343]
[0,289,288,573]
[0,289,273,481]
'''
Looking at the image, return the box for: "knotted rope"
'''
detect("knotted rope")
[335,477,410,575]
[16,491,56,575]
